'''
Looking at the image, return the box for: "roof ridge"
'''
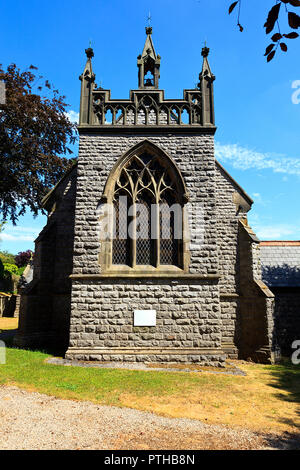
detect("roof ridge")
[260,241,300,246]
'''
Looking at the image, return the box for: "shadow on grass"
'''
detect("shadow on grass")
[263,360,300,449]
[0,328,65,357]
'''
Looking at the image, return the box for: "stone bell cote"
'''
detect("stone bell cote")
[137,27,161,89]
[78,29,215,129]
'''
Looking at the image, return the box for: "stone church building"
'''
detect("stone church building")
[15,28,278,366]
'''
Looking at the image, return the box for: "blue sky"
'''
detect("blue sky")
[1,0,300,253]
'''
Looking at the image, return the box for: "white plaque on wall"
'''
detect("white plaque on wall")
[134,310,156,326]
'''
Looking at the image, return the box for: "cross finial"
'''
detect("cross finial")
[145,12,152,35]
[146,11,152,34]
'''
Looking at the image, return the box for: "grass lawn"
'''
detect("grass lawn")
[0,318,299,436]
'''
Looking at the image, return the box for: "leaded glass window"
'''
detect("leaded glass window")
[112,152,183,268]
[112,193,131,265]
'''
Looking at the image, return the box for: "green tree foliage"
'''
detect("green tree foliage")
[0,259,4,280]
[0,64,77,224]
[3,263,18,276]
[0,262,20,293]
[0,250,15,265]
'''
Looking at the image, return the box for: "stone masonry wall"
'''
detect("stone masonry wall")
[215,164,248,349]
[238,222,276,363]
[68,133,226,364]
[72,134,218,276]
[67,278,225,366]
[15,167,77,353]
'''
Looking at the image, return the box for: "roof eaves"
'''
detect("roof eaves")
[41,160,78,209]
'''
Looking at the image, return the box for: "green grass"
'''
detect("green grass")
[0,348,217,404]
[0,347,299,434]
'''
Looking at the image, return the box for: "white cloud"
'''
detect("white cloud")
[1,233,35,242]
[0,225,42,243]
[4,225,40,234]
[65,110,79,124]
[215,142,300,176]
[251,192,271,207]
[252,192,262,203]
[249,213,299,239]
[254,224,297,240]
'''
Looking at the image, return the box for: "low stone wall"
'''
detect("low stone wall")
[13,295,21,318]
[0,293,20,318]
[65,350,226,367]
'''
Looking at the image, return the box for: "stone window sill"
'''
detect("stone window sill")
[70,272,220,280]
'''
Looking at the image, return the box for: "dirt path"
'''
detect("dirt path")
[0,385,297,450]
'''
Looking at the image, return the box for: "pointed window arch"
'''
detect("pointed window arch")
[102,141,189,272]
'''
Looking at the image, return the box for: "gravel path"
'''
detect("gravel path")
[0,385,296,450]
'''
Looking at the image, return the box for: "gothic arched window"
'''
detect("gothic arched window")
[111,151,184,269]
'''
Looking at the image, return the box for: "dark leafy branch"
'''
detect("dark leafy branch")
[0,64,78,224]
[229,0,300,61]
